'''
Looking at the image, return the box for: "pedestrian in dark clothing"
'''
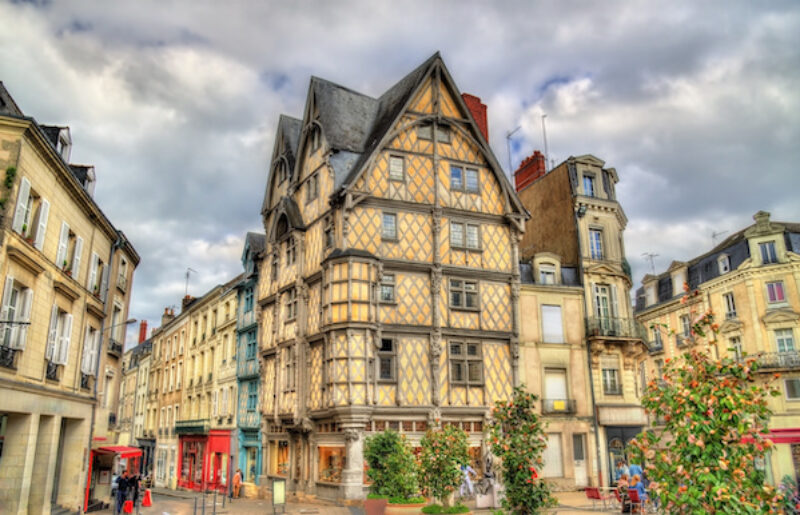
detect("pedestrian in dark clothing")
[131,473,141,507]
[115,470,130,515]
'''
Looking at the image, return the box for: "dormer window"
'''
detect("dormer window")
[539,263,556,285]
[645,284,657,306]
[276,161,287,183]
[310,126,321,152]
[583,174,596,197]
[760,241,778,264]
[57,128,71,162]
[718,254,731,274]
[671,270,687,297]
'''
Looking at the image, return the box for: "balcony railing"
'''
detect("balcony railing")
[46,360,59,381]
[648,340,664,354]
[238,309,257,329]
[585,317,646,340]
[108,339,123,357]
[175,418,210,435]
[0,346,18,370]
[80,373,92,390]
[542,398,577,415]
[754,351,800,371]
[108,413,117,427]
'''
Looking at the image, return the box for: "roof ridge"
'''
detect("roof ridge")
[310,76,376,101]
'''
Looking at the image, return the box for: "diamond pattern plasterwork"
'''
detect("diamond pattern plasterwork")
[309,344,322,410]
[439,130,481,165]
[381,273,432,326]
[378,384,396,406]
[263,358,275,413]
[334,385,347,406]
[438,82,460,118]
[261,308,274,349]
[305,223,323,276]
[399,336,430,406]
[307,284,320,335]
[449,310,480,330]
[450,386,467,406]
[484,342,513,405]
[480,282,512,332]
[438,351,448,401]
[409,79,434,113]
[481,224,512,272]
[347,207,381,254]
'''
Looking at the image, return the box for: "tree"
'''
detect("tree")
[489,386,556,514]
[629,286,784,513]
[419,424,469,506]
[364,430,420,501]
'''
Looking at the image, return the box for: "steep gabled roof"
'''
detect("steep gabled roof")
[0,82,23,116]
[309,77,378,153]
[261,115,302,215]
[244,231,266,256]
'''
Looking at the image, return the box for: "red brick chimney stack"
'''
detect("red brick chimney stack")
[138,320,148,343]
[513,150,547,192]
[461,93,488,141]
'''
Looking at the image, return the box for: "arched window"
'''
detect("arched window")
[275,215,289,240]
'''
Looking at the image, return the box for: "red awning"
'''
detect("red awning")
[96,446,143,459]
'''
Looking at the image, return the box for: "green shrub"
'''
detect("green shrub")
[364,430,420,500]
[421,503,470,513]
[388,496,426,505]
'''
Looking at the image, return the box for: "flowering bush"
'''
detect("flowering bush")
[629,284,783,513]
[419,424,469,505]
[489,386,555,514]
[364,430,420,501]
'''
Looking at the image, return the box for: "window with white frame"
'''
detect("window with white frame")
[382,212,397,240]
[378,338,396,381]
[388,156,404,181]
[539,263,556,285]
[760,241,778,264]
[465,168,479,193]
[418,123,449,143]
[718,254,731,274]
[583,174,596,197]
[541,305,564,343]
[449,279,479,309]
[602,368,620,395]
[767,281,786,304]
[79,326,100,377]
[589,229,604,260]
[680,315,691,339]
[286,288,297,320]
[380,274,395,303]
[450,222,480,250]
[729,336,743,361]
[776,329,795,353]
[723,293,737,319]
[0,276,33,351]
[653,327,662,348]
[12,177,50,251]
[45,304,73,367]
[785,379,800,400]
[449,341,483,385]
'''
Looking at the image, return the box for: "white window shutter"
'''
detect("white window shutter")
[212,391,218,417]
[72,236,84,281]
[611,284,619,318]
[0,276,14,345]
[56,313,73,365]
[13,288,33,350]
[34,199,50,251]
[46,304,59,361]
[88,252,99,291]
[12,177,31,233]
[81,326,93,374]
[591,282,599,316]
[542,305,564,344]
[56,222,70,267]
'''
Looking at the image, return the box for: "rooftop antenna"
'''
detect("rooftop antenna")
[541,114,550,173]
[185,267,197,297]
[642,252,659,275]
[505,126,522,177]
[712,230,728,246]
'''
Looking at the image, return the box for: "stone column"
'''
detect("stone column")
[341,427,364,500]
[0,412,39,515]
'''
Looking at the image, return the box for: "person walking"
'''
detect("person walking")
[114,470,130,515]
[232,468,242,499]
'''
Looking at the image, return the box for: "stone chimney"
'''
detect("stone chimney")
[161,307,175,327]
[138,320,148,343]
[461,93,488,141]
[513,151,547,192]
[182,295,196,311]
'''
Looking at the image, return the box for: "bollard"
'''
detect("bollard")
[193,497,197,515]
[202,489,206,515]
[213,488,217,515]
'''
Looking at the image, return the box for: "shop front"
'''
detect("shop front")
[239,429,262,485]
[177,429,231,492]
[84,445,142,512]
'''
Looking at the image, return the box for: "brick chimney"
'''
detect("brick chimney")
[182,295,196,311]
[138,320,148,343]
[161,307,175,327]
[461,93,488,141]
[513,150,547,192]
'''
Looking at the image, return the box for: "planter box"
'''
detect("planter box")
[385,501,426,515]
[364,497,388,515]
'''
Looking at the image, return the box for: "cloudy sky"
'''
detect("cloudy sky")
[1,1,798,344]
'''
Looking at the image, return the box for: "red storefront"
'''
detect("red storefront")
[84,445,142,511]
[177,429,231,492]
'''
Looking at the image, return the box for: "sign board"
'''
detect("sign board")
[273,478,286,505]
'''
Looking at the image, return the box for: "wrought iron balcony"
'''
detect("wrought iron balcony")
[648,340,664,354]
[46,360,59,381]
[175,418,210,435]
[542,398,577,415]
[108,339,123,357]
[80,373,92,390]
[754,351,800,371]
[108,413,117,427]
[0,346,18,370]
[585,316,646,340]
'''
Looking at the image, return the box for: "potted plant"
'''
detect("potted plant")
[365,430,423,515]
[419,425,471,514]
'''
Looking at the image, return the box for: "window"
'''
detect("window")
[380,274,395,303]
[602,368,620,395]
[730,336,742,361]
[378,338,395,381]
[284,350,296,392]
[247,381,257,412]
[45,304,73,366]
[767,281,785,303]
[589,229,604,260]
[544,369,568,402]
[449,341,483,385]
[785,379,800,400]
[418,123,449,143]
[541,305,564,344]
[718,255,731,274]
[465,169,479,193]
[276,161,287,183]
[776,329,795,353]
[450,222,480,249]
[79,326,100,377]
[246,331,257,360]
[653,327,663,348]
[286,237,296,265]
[723,293,736,319]
[0,276,33,351]
[325,226,334,249]
[244,287,254,312]
[583,175,596,197]
[539,264,556,285]
[177,361,182,389]
[306,173,319,203]
[318,446,345,483]
[286,289,297,320]
[12,177,50,251]
[310,126,321,152]
[381,212,397,240]
[450,166,463,190]
[271,252,279,281]
[449,279,479,309]
[760,241,778,264]
[541,434,563,478]
[389,156,404,181]
[680,315,691,339]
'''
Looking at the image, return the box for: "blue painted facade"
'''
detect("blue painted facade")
[236,233,265,484]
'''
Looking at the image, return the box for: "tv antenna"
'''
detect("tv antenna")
[185,267,197,297]
[642,252,659,275]
[506,126,522,177]
[711,230,728,246]
[541,114,550,173]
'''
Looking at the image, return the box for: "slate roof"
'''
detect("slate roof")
[245,232,266,256]
[0,82,23,116]
[278,114,302,176]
